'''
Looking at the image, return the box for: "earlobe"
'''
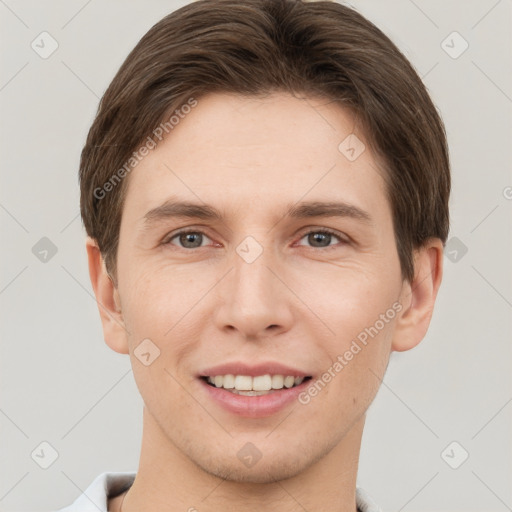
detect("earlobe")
[85,236,129,355]
[391,238,444,352]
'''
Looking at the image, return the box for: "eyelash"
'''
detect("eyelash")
[161,227,349,251]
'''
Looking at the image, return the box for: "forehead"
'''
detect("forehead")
[121,92,389,224]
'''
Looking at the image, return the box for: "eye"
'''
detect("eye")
[296,228,348,249]
[162,229,213,249]
[161,227,348,251]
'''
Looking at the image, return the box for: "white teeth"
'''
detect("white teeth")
[234,375,252,391]
[205,374,307,392]
[223,374,235,389]
[271,374,284,389]
[229,389,275,396]
[284,376,295,388]
[253,374,272,391]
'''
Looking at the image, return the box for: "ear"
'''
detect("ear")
[86,236,129,354]
[392,238,444,352]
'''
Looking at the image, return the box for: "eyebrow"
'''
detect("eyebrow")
[142,198,373,229]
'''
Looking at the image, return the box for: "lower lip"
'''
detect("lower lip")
[199,378,311,418]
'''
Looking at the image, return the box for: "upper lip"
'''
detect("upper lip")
[199,362,311,378]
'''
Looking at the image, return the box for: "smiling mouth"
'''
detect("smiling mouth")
[201,374,312,396]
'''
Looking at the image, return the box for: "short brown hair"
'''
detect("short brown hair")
[79,0,450,285]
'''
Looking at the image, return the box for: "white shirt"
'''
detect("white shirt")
[55,471,383,512]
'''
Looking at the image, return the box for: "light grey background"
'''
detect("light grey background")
[1,1,511,511]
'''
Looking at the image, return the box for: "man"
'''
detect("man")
[58,0,450,510]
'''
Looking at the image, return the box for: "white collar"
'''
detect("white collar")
[57,471,382,512]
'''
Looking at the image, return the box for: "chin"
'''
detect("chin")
[199,456,307,484]
[190,439,331,484]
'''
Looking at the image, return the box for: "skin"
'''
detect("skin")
[86,92,443,512]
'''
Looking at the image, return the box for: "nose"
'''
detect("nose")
[213,239,294,340]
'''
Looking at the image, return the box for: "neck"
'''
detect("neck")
[118,407,365,512]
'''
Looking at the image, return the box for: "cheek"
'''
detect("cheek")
[119,261,203,335]
[296,263,399,339]
[297,264,399,406]
[300,315,395,429]
[119,265,207,398]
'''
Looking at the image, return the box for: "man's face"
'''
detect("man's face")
[114,92,407,482]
